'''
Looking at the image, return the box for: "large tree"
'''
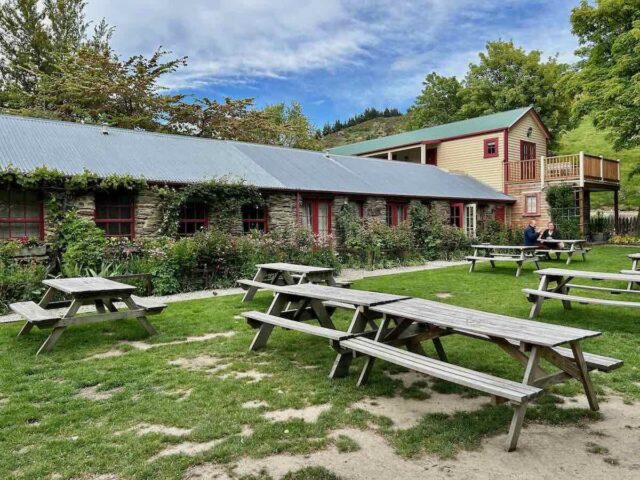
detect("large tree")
[569,0,640,150]
[406,72,463,129]
[459,41,572,138]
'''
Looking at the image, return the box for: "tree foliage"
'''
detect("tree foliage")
[407,41,573,141]
[406,73,463,129]
[569,0,640,150]
[321,107,402,136]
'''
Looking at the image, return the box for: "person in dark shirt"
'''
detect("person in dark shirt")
[524,220,539,246]
[538,222,564,249]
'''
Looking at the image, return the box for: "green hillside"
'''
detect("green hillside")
[556,119,640,209]
[319,115,407,149]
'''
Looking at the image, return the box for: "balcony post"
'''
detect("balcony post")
[387,151,392,161]
[540,156,545,188]
[420,144,426,165]
[579,151,585,187]
[600,155,604,181]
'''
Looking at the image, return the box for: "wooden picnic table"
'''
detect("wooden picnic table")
[10,277,166,355]
[536,239,590,265]
[245,283,409,378]
[467,244,540,277]
[524,267,640,319]
[240,262,342,302]
[368,297,612,449]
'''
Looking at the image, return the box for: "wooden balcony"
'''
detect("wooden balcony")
[506,152,620,189]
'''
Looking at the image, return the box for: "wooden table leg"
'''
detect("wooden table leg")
[123,296,157,336]
[243,268,267,302]
[506,345,540,451]
[570,341,599,411]
[309,298,336,329]
[249,293,287,351]
[35,298,82,356]
[329,306,369,379]
[357,314,391,386]
[18,287,59,337]
[529,274,549,319]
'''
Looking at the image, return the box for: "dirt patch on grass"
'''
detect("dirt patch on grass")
[351,394,489,429]
[169,355,232,374]
[150,426,253,462]
[242,400,269,409]
[186,396,640,479]
[75,385,124,401]
[131,423,193,437]
[435,292,452,299]
[71,475,119,480]
[84,350,127,361]
[218,370,272,383]
[123,331,236,351]
[263,404,332,423]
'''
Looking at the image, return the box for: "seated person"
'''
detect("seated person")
[538,222,565,249]
[524,220,539,247]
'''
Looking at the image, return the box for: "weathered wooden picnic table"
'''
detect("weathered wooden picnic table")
[10,277,166,355]
[367,297,616,450]
[524,268,640,318]
[238,262,346,302]
[243,283,409,377]
[536,239,590,265]
[241,283,622,451]
[467,244,540,277]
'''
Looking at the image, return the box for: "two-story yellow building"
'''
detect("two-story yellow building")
[328,106,621,235]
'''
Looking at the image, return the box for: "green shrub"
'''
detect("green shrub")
[0,241,47,314]
[54,211,107,276]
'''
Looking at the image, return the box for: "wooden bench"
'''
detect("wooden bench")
[535,248,591,265]
[340,336,542,451]
[466,255,541,277]
[9,301,60,326]
[242,311,346,341]
[524,288,640,316]
[130,295,167,314]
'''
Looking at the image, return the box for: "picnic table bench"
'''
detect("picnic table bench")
[238,262,349,302]
[241,283,621,451]
[524,268,640,318]
[9,277,166,355]
[467,245,540,277]
[535,239,590,265]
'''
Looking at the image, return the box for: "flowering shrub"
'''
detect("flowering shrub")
[0,241,47,314]
[609,235,640,245]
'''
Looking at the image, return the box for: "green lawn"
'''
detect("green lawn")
[1,246,639,479]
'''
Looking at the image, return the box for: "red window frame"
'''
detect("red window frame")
[349,199,365,219]
[386,201,408,227]
[495,205,506,223]
[302,199,332,235]
[178,202,209,236]
[94,192,135,239]
[242,204,269,233]
[484,137,499,158]
[523,193,540,216]
[450,202,464,228]
[0,189,44,240]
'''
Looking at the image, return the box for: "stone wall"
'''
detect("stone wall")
[266,193,298,231]
[135,188,162,237]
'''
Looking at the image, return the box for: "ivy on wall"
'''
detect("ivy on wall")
[545,183,580,238]
[156,179,263,236]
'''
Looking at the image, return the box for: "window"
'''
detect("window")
[94,192,135,238]
[242,204,268,233]
[484,138,499,158]
[0,190,43,240]
[178,202,208,235]
[386,202,408,227]
[348,199,365,219]
[464,204,476,237]
[524,193,540,216]
[449,203,464,228]
[301,199,331,235]
[520,141,536,161]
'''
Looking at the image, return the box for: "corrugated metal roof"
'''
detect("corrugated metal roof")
[0,113,513,202]
[327,106,534,156]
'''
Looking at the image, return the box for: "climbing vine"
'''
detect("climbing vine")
[156,178,263,236]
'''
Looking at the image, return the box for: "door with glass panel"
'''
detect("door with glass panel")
[464,204,477,237]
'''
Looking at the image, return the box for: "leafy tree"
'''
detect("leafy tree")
[262,102,320,149]
[406,72,463,129]
[321,107,402,136]
[569,0,640,150]
[459,41,572,139]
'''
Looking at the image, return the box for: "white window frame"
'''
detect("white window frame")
[464,203,477,237]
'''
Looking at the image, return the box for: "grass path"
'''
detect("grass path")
[0,246,638,479]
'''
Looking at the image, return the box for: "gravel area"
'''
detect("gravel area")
[0,260,465,323]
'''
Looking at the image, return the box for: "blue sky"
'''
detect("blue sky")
[85,0,580,128]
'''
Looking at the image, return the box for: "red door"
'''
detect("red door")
[425,148,437,166]
[520,141,537,180]
[450,203,464,228]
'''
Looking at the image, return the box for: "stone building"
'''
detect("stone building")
[0,113,514,242]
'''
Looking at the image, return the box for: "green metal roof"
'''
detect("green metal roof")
[327,106,534,156]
